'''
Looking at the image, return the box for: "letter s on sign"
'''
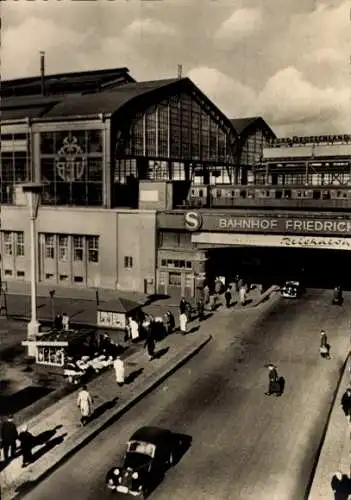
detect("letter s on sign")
[184,211,203,231]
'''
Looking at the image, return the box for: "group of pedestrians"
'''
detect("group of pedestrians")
[1,415,35,468]
[54,312,70,331]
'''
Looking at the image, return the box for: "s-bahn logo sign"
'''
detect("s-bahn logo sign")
[185,211,203,232]
[55,136,86,182]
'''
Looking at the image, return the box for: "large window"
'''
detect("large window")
[1,231,25,257]
[115,91,236,183]
[40,130,103,206]
[73,236,84,261]
[0,145,30,203]
[15,232,25,256]
[44,234,55,259]
[3,232,13,256]
[58,235,69,261]
[87,236,99,263]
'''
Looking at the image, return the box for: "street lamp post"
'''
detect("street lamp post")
[22,183,43,346]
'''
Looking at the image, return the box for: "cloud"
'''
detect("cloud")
[187,66,255,117]
[123,18,177,39]
[1,0,350,135]
[2,17,93,78]
[254,67,351,134]
[214,8,263,44]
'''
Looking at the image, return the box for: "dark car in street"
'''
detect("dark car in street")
[281,280,303,298]
[105,426,178,497]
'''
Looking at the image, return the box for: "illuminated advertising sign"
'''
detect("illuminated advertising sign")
[192,233,351,251]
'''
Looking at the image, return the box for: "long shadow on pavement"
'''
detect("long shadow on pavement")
[31,433,68,465]
[153,347,170,359]
[89,396,119,422]
[125,368,144,385]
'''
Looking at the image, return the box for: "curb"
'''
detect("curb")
[305,351,350,500]
[6,334,212,500]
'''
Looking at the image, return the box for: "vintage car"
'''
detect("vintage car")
[106,426,176,497]
[281,280,302,298]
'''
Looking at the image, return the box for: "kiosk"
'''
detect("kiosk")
[97,297,141,330]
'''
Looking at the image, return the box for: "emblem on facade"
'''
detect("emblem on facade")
[184,211,203,231]
[55,135,86,182]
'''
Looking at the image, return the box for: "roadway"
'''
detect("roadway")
[24,289,350,500]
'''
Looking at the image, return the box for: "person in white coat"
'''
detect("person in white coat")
[239,285,246,306]
[62,312,70,331]
[129,318,139,342]
[179,312,188,334]
[113,356,125,387]
[77,385,93,426]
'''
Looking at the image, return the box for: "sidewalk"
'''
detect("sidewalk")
[1,330,212,500]
[2,284,277,328]
[308,352,350,500]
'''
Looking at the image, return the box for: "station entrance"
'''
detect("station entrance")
[205,246,351,290]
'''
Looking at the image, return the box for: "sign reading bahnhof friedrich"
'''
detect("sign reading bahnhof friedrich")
[179,212,351,236]
[157,211,351,250]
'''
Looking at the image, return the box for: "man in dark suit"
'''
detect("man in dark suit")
[331,470,350,500]
[341,388,351,421]
[265,364,280,396]
[1,415,18,461]
[18,425,34,467]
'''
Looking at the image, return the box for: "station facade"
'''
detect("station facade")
[1,67,350,296]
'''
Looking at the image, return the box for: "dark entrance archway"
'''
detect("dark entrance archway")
[205,246,351,290]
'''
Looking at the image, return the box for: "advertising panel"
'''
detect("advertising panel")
[191,232,351,251]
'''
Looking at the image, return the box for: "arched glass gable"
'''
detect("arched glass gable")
[113,90,237,187]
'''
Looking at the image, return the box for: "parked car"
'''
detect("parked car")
[281,280,302,298]
[105,426,177,497]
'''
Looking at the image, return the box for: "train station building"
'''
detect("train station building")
[1,66,351,297]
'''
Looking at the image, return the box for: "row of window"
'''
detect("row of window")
[42,234,99,263]
[160,259,192,269]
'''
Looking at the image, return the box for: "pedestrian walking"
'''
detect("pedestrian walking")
[320,329,331,359]
[239,285,246,306]
[129,318,139,342]
[179,312,188,334]
[331,470,350,500]
[203,285,210,306]
[18,425,34,468]
[224,287,232,308]
[179,297,187,315]
[77,385,94,426]
[144,334,155,360]
[265,364,281,396]
[54,312,63,330]
[62,312,70,331]
[197,298,205,321]
[341,388,351,421]
[209,294,217,311]
[113,356,125,387]
[1,415,18,461]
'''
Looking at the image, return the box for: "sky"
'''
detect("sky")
[2,0,350,136]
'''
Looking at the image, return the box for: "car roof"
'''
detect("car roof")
[129,426,172,444]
